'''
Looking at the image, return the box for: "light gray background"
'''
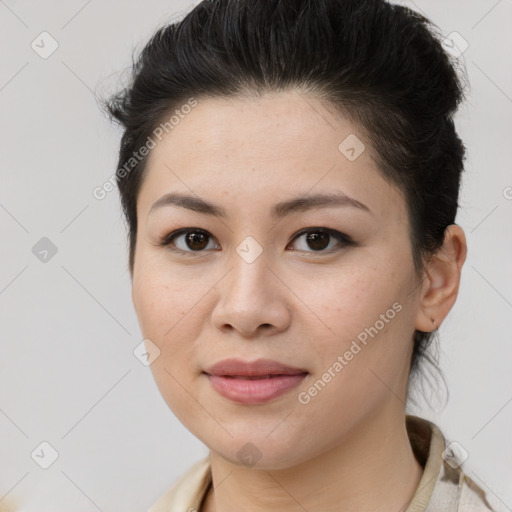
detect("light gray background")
[1,0,511,510]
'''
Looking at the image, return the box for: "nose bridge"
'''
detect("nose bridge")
[211,237,291,335]
[228,238,275,300]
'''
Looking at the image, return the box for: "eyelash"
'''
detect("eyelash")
[157,227,356,257]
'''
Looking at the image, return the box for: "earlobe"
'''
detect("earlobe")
[415,224,467,333]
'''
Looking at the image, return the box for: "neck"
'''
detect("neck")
[202,408,424,512]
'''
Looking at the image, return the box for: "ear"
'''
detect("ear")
[415,224,467,332]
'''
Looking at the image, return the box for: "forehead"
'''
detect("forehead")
[137,91,407,223]
[151,91,360,164]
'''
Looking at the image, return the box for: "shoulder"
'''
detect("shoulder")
[406,415,508,512]
[425,425,507,511]
[147,456,211,512]
[440,466,509,512]
[429,464,510,512]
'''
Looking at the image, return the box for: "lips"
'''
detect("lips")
[203,358,308,404]
[204,358,308,377]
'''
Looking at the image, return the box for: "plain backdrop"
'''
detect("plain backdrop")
[1,0,511,510]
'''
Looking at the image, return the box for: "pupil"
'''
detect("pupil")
[307,231,329,250]
[187,232,208,250]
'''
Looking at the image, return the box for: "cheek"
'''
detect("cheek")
[132,257,222,374]
[132,257,194,336]
[298,261,398,336]
[299,255,416,378]
[133,268,207,422]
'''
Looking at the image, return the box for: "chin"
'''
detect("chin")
[205,431,314,471]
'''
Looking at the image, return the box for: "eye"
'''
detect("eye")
[158,228,220,255]
[287,228,354,254]
[158,227,354,256]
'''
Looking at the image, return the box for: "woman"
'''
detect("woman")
[105,0,505,510]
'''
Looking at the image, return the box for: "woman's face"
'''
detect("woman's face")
[132,91,424,469]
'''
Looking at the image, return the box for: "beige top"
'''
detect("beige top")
[148,415,507,512]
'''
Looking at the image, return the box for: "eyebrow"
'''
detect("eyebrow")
[149,191,372,218]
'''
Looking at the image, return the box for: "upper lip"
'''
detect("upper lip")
[204,358,308,377]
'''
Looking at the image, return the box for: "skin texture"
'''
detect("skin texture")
[131,90,467,512]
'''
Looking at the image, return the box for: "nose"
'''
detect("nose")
[210,249,292,338]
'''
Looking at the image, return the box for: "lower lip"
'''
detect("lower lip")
[206,373,308,404]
